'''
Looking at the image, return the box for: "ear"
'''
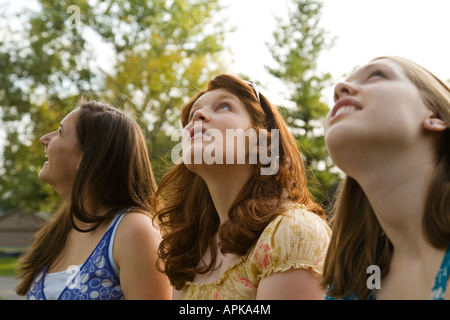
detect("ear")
[423,115,448,132]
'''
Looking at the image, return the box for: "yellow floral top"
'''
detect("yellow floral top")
[181,204,331,300]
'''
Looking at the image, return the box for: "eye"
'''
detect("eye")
[367,70,387,81]
[217,104,231,112]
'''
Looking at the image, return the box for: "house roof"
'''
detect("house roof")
[0,208,48,232]
[0,208,49,249]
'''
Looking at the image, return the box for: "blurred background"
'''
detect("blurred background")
[0,1,449,287]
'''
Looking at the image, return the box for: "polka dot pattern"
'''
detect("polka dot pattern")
[27,214,125,300]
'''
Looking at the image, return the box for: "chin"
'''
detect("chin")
[325,121,362,146]
[38,170,47,182]
[183,161,199,173]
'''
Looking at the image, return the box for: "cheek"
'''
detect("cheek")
[52,143,82,169]
[371,83,423,115]
[375,95,423,131]
[47,142,64,161]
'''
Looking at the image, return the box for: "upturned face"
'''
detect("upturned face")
[39,108,83,198]
[324,58,436,170]
[182,88,253,169]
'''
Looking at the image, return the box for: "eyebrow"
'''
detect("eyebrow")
[346,62,389,81]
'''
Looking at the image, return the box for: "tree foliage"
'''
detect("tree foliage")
[0,0,226,213]
[0,0,339,215]
[267,0,339,208]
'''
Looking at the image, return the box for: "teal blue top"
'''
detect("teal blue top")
[326,243,450,300]
[430,243,450,300]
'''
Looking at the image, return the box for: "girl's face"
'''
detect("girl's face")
[324,59,435,164]
[182,88,253,168]
[39,108,83,197]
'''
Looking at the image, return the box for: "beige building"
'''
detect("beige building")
[0,208,48,255]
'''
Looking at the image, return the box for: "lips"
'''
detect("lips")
[189,123,208,140]
[43,150,49,164]
[331,97,362,119]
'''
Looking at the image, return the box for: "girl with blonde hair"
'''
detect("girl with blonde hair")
[323,56,450,299]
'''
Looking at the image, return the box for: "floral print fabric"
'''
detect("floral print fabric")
[181,204,331,299]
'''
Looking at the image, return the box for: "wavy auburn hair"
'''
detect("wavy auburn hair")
[16,100,157,295]
[155,74,325,290]
[322,56,450,299]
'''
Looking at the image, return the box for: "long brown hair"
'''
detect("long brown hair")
[16,100,157,295]
[155,74,325,290]
[322,56,450,299]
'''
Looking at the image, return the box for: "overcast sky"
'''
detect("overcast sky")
[2,0,450,107]
[221,0,450,106]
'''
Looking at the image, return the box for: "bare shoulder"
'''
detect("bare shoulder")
[112,210,172,299]
[113,210,161,267]
[119,210,155,227]
[115,210,160,244]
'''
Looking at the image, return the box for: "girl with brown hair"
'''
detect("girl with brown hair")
[323,56,450,299]
[16,100,171,299]
[155,74,331,299]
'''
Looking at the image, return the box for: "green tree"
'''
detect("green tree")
[0,0,92,213]
[93,0,226,177]
[267,0,338,209]
[0,0,226,213]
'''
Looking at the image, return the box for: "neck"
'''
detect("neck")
[197,164,252,225]
[350,149,437,258]
[65,195,111,231]
[54,182,72,205]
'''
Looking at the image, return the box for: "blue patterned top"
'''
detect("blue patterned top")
[27,213,126,300]
[430,243,450,300]
[326,243,450,300]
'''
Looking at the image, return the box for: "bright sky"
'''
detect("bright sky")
[1,0,449,164]
[221,0,450,106]
[2,0,450,108]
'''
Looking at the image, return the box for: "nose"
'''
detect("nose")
[333,81,359,102]
[192,108,209,122]
[39,131,54,147]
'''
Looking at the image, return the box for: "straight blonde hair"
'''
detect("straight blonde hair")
[322,56,450,299]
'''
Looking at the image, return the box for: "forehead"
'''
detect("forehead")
[60,108,81,130]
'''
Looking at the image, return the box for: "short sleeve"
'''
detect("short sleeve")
[248,204,331,280]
